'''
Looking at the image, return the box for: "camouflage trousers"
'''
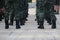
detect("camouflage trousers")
[36,8,57,22]
[14,10,24,20]
[4,10,14,20]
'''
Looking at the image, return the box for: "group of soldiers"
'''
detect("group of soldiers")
[0,0,57,29]
[5,0,28,29]
[36,0,57,29]
[0,0,28,29]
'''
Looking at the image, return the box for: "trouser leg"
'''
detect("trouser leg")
[20,18,25,25]
[51,15,56,29]
[16,20,21,29]
[51,11,57,29]
[38,13,44,29]
[5,19,9,29]
[4,13,9,29]
[0,14,2,21]
[9,11,15,25]
[45,14,51,25]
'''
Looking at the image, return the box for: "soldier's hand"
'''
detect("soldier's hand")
[2,7,5,13]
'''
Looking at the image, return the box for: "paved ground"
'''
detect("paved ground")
[29,2,36,8]
[0,8,60,40]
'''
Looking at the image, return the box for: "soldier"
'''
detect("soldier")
[7,0,15,25]
[14,0,25,29]
[0,0,5,21]
[19,0,26,25]
[4,0,14,29]
[19,0,28,25]
[9,10,15,25]
[9,1,15,25]
[36,0,57,29]
[24,0,28,21]
[21,0,28,25]
[36,0,45,26]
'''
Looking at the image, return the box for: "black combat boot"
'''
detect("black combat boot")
[16,20,21,29]
[0,15,2,21]
[9,19,14,25]
[52,20,56,29]
[47,20,51,25]
[24,17,28,21]
[38,21,44,29]
[25,18,28,21]
[20,19,25,25]
[46,17,51,25]
[35,19,37,21]
[5,19,9,29]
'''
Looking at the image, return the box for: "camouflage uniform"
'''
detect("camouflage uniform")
[14,0,25,28]
[19,0,26,25]
[24,0,28,21]
[20,0,28,25]
[9,1,15,25]
[4,0,14,29]
[36,0,57,29]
